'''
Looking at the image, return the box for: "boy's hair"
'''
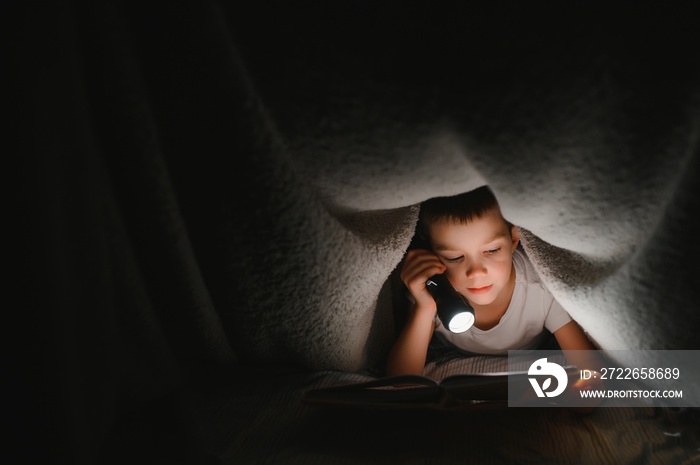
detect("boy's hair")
[417,185,506,243]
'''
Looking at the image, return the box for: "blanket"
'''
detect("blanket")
[219,0,700,370]
[6,0,700,463]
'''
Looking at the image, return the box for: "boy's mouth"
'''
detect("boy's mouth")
[467,284,492,294]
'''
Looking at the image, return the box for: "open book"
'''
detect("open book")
[303,367,579,411]
[303,372,511,411]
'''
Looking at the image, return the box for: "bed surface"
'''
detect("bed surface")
[191,358,700,464]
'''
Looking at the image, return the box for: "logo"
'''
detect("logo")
[528,357,568,397]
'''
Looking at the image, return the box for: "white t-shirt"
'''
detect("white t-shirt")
[432,248,572,355]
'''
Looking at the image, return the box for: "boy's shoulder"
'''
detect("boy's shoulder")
[513,247,543,286]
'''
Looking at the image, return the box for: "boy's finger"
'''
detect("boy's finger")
[401,255,444,280]
[405,250,440,266]
[405,263,447,288]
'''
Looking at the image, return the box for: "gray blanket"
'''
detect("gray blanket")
[223,1,700,372]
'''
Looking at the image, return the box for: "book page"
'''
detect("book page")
[302,374,441,408]
[422,354,512,380]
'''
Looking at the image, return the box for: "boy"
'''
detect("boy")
[386,185,596,377]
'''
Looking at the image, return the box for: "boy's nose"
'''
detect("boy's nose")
[465,260,487,278]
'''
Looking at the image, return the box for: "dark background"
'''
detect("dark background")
[5,1,699,463]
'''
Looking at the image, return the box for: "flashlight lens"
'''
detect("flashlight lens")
[449,312,475,333]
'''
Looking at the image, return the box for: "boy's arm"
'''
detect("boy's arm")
[554,320,601,369]
[554,320,605,411]
[553,320,595,351]
[387,248,446,377]
[385,302,436,377]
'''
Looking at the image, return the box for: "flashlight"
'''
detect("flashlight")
[426,274,475,333]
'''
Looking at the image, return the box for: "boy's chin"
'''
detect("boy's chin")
[465,292,497,307]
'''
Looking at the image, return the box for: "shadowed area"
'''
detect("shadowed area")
[5,0,700,463]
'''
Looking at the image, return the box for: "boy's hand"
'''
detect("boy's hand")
[400,249,447,312]
[565,374,606,413]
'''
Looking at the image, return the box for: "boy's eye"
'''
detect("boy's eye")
[444,256,463,263]
[486,247,501,255]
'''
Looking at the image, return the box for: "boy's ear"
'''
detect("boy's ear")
[510,225,520,251]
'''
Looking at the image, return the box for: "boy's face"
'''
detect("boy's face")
[429,209,519,307]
